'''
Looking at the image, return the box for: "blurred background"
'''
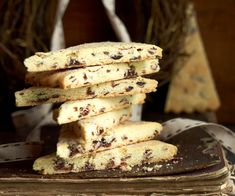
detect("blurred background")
[0,0,234,132]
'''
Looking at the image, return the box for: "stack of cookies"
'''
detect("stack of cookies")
[15,42,177,174]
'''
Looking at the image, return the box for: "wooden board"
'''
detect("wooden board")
[0,128,229,194]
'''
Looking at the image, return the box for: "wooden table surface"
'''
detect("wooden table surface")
[0,127,229,195]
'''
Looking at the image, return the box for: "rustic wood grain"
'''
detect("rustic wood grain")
[0,128,229,194]
[193,0,235,123]
[0,164,228,195]
[63,0,117,47]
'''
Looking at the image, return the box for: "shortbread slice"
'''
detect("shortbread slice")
[15,77,157,107]
[33,140,177,174]
[57,121,163,159]
[54,94,146,124]
[74,107,131,143]
[25,42,162,72]
[26,59,160,89]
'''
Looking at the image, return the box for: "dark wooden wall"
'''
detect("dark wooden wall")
[193,0,235,123]
[63,0,117,46]
[63,0,235,123]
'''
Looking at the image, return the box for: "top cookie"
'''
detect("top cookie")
[24,42,162,72]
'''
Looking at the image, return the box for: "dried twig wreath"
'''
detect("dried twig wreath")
[0,0,57,112]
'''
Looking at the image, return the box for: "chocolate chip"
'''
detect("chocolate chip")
[99,107,105,113]
[86,87,95,96]
[83,73,87,80]
[121,135,128,140]
[119,98,129,104]
[124,65,137,78]
[97,137,116,148]
[143,149,153,160]
[119,114,128,122]
[125,86,133,92]
[136,81,145,87]
[69,59,81,66]
[84,162,95,171]
[19,92,24,95]
[151,47,157,50]
[69,75,75,80]
[137,48,142,51]
[110,53,123,60]
[111,81,119,88]
[121,155,131,161]
[106,158,115,169]
[99,138,107,146]
[54,158,66,170]
[89,67,102,72]
[68,143,84,157]
[110,137,116,143]
[103,92,109,96]
[51,65,57,69]
[120,161,127,168]
[71,78,77,83]
[97,127,104,135]
[148,50,155,55]
[73,107,78,112]
[154,130,159,137]
[106,69,111,73]
[80,107,89,116]
[103,51,109,55]
[93,140,98,144]
[54,158,73,171]
[91,53,95,56]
